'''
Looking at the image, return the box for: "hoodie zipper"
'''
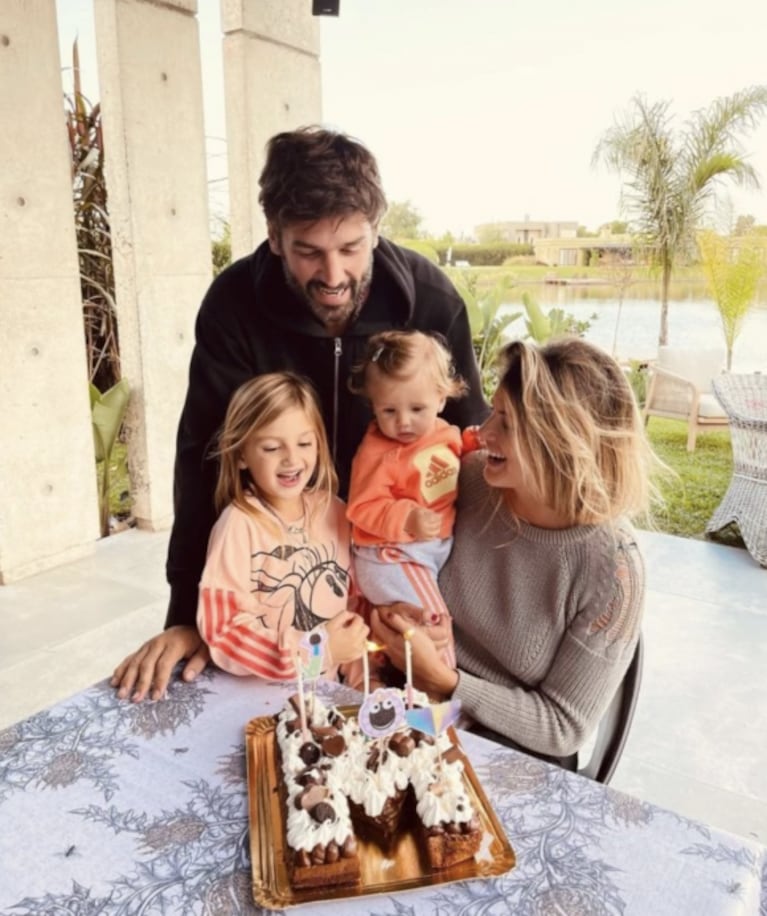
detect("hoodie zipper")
[332,337,342,462]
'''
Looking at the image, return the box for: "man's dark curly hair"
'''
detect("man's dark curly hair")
[258,125,387,229]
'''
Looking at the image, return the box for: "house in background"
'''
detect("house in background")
[476,219,579,244]
[534,235,635,266]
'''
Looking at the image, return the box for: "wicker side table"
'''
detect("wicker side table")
[705,372,767,567]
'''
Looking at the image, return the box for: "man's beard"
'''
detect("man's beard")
[282,259,373,332]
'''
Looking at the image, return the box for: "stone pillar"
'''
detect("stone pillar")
[0,0,100,582]
[221,0,322,259]
[94,0,212,531]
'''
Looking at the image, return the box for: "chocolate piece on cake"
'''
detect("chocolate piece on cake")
[347,786,410,849]
[421,813,482,869]
[290,835,360,889]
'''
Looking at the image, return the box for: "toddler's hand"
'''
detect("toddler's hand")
[404,506,442,540]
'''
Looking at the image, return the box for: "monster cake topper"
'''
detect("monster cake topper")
[358,687,462,740]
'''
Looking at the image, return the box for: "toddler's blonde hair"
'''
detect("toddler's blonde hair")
[349,329,467,401]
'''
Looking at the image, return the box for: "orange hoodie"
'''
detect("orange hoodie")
[347,420,479,546]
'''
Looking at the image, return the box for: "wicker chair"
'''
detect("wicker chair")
[705,373,767,568]
[642,347,729,451]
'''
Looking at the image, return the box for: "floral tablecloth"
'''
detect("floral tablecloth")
[1,669,764,915]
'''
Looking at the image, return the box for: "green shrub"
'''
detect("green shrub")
[434,242,534,266]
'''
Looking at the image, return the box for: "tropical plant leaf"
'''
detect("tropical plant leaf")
[90,380,130,462]
[90,380,130,537]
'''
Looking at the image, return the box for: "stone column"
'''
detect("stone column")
[0,0,100,582]
[94,0,212,531]
[221,0,322,259]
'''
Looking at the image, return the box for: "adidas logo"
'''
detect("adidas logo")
[425,453,457,488]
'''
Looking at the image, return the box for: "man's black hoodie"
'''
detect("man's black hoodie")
[165,238,488,628]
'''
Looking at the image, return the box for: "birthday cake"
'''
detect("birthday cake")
[274,688,482,889]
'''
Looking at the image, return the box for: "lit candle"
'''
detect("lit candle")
[362,641,385,699]
[403,628,414,708]
[295,651,308,738]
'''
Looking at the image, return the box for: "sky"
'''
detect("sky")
[57,0,767,238]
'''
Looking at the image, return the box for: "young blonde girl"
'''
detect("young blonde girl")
[347,330,480,674]
[197,372,368,682]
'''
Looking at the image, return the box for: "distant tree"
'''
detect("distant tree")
[576,225,597,237]
[593,87,767,346]
[602,250,637,356]
[380,200,423,239]
[733,213,756,236]
[476,223,506,244]
[697,230,765,369]
[212,219,231,276]
[601,220,629,235]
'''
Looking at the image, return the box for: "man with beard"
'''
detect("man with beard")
[111,126,488,703]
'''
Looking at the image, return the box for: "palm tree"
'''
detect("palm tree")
[593,87,767,346]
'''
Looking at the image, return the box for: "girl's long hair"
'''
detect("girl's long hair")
[213,372,336,527]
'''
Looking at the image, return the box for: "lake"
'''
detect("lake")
[502,283,767,373]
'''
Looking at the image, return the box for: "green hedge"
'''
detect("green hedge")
[433,242,534,266]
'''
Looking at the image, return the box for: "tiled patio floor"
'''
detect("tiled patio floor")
[1,526,764,842]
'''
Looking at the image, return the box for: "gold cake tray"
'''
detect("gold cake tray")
[246,706,516,910]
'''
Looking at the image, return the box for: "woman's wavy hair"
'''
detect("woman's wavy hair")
[496,337,656,525]
[258,126,387,230]
[213,372,337,525]
[348,329,468,402]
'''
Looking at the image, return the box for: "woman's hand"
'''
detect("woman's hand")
[371,603,458,700]
[111,626,210,702]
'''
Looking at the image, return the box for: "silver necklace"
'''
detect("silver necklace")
[261,496,309,544]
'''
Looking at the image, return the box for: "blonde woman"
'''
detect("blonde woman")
[372,338,654,768]
[197,372,368,682]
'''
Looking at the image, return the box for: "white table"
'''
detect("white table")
[1,668,764,914]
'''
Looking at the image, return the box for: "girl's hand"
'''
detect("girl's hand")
[325,611,369,665]
[371,605,458,700]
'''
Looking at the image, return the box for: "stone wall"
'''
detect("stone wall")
[0,0,321,583]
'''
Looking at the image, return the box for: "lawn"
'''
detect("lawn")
[641,417,742,546]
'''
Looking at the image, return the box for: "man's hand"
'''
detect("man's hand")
[404,506,442,540]
[110,625,210,702]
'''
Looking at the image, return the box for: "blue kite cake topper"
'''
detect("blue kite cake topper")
[404,699,462,737]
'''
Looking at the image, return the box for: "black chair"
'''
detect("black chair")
[577,633,644,784]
